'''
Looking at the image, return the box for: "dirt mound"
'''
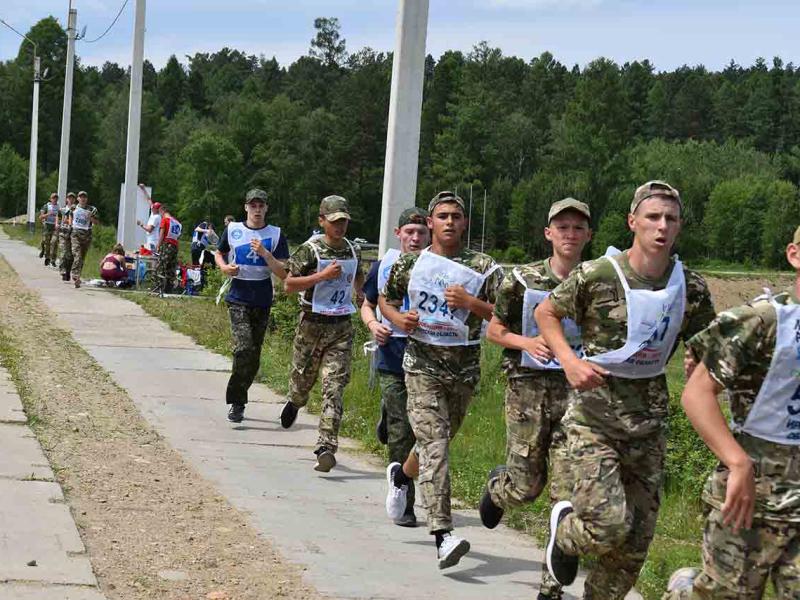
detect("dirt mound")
[705,273,794,311]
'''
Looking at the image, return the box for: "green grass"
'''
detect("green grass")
[126,289,716,599]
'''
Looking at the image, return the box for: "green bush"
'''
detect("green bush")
[90,224,118,253]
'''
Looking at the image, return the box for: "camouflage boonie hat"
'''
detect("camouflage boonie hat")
[245,188,268,204]
[548,197,591,223]
[398,206,427,228]
[320,195,351,221]
[631,180,682,214]
[793,225,800,245]
[428,190,466,215]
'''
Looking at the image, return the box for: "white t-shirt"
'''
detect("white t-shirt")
[146,213,161,250]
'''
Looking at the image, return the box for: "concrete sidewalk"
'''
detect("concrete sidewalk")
[0,365,106,600]
[0,233,641,600]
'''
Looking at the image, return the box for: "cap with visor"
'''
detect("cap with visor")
[427,191,466,214]
[320,195,351,221]
[630,180,683,214]
[245,188,268,204]
[398,206,427,228]
[548,198,591,223]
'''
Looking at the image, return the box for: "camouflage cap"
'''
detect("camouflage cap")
[630,180,683,214]
[793,225,800,245]
[66,192,76,198]
[49,192,58,199]
[77,190,88,197]
[428,190,466,215]
[245,188,268,204]
[398,206,427,228]
[548,197,591,223]
[320,195,351,221]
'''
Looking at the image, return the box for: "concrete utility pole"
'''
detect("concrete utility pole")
[378,0,429,257]
[119,0,146,248]
[57,7,77,207]
[27,56,41,232]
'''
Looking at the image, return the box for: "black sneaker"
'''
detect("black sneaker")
[227,403,245,423]
[479,465,507,529]
[44,258,50,266]
[39,249,44,258]
[536,594,554,600]
[280,401,298,429]
[546,501,579,586]
[376,401,388,445]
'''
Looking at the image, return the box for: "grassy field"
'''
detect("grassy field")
[3,221,725,598]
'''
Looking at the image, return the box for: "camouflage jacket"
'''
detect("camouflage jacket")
[494,258,568,379]
[382,247,503,383]
[689,289,800,521]
[286,237,362,313]
[549,250,716,438]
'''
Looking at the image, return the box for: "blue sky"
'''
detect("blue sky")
[1,0,798,72]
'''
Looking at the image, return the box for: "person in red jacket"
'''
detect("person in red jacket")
[156,205,182,293]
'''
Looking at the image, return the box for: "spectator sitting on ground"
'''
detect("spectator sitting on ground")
[100,243,128,286]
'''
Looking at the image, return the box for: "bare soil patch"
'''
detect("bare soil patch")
[705,273,794,311]
[0,256,319,600]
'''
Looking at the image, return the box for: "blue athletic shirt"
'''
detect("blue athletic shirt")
[364,260,405,374]
[217,224,289,309]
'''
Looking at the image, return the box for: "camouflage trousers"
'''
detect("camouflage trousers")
[288,315,353,453]
[70,229,92,280]
[487,373,572,599]
[40,223,57,262]
[662,508,800,599]
[156,244,179,292]
[380,371,416,510]
[58,229,73,276]
[225,303,269,405]
[406,371,476,533]
[557,420,666,600]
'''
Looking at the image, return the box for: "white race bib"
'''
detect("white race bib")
[586,249,686,379]
[309,240,358,316]
[377,248,409,338]
[227,222,281,281]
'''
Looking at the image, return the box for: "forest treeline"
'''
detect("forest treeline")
[2,16,800,266]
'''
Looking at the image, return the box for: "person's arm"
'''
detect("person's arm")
[138,183,152,203]
[214,249,239,277]
[682,363,754,532]
[535,297,608,390]
[378,296,419,334]
[249,238,287,280]
[486,316,553,362]
[360,263,391,344]
[444,285,494,320]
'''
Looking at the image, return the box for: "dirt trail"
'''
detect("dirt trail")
[0,256,319,599]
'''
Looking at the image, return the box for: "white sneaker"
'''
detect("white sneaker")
[385,462,407,520]
[667,567,699,592]
[437,534,470,570]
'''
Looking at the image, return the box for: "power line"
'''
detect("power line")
[82,0,130,44]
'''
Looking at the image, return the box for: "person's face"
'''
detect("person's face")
[426,202,466,245]
[319,215,348,240]
[245,200,267,222]
[78,195,88,207]
[66,197,73,206]
[50,195,58,204]
[544,211,592,261]
[395,222,430,253]
[224,217,233,227]
[628,197,682,254]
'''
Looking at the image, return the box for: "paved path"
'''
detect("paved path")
[0,365,107,600]
[0,233,641,600]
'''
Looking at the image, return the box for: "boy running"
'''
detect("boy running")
[282,195,364,473]
[70,191,99,288]
[39,193,59,266]
[216,189,289,423]
[535,181,715,598]
[663,228,800,599]
[58,192,75,281]
[482,198,591,600]
[380,190,502,569]
[360,206,430,526]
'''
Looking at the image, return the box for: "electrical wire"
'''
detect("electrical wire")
[82,0,130,43]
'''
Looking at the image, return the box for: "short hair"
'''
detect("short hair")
[112,243,125,255]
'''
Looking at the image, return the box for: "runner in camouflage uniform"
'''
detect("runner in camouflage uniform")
[39,193,59,266]
[380,191,503,569]
[70,191,99,288]
[663,227,800,599]
[360,206,430,527]
[215,189,289,424]
[282,195,364,473]
[481,198,592,600]
[58,192,75,281]
[536,181,716,599]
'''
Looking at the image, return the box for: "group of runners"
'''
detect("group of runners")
[38,190,99,287]
[209,181,796,599]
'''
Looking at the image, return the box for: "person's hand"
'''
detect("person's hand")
[250,238,273,260]
[721,459,755,533]
[684,348,698,380]
[136,219,142,227]
[444,285,472,311]
[221,263,239,277]
[368,320,392,345]
[522,335,553,362]
[396,309,420,334]
[563,357,609,391]
[319,260,342,281]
